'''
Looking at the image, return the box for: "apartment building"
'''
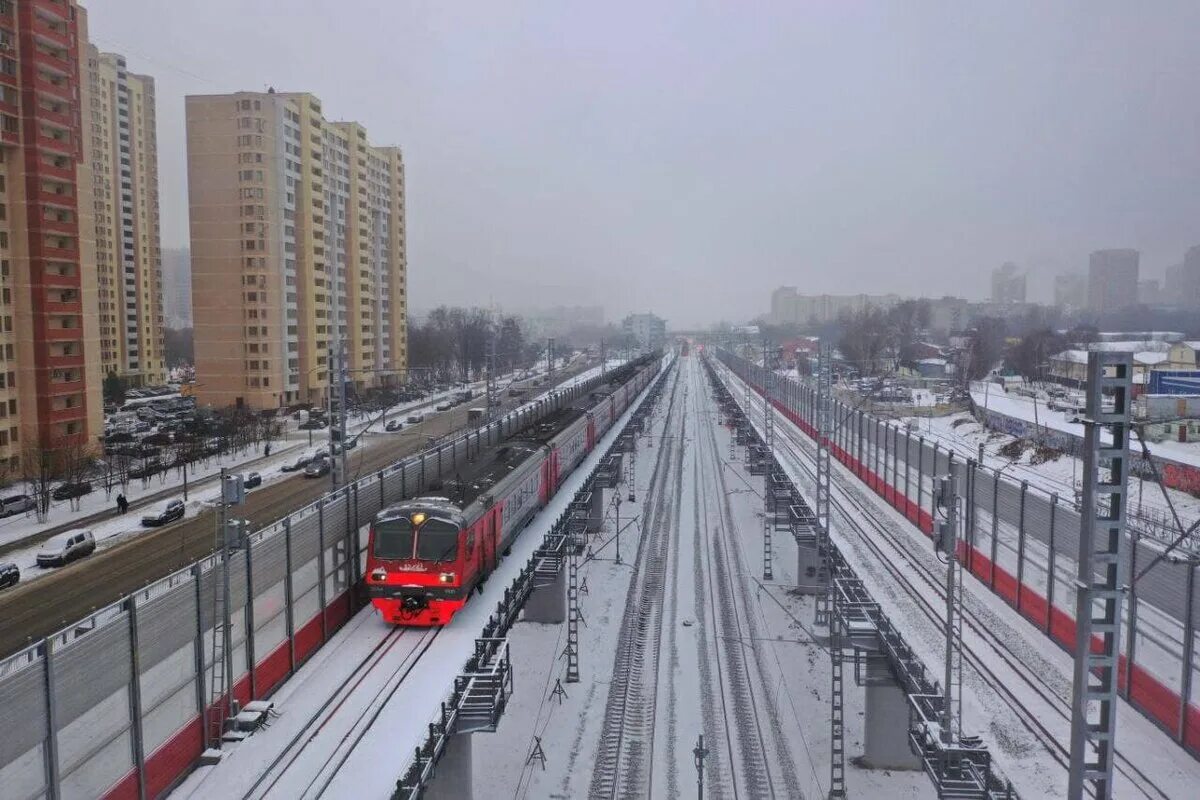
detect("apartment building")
[0,0,103,461]
[86,46,164,386]
[186,90,406,411]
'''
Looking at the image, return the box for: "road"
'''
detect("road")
[0,362,591,659]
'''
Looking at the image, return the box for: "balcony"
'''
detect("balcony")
[45,402,85,420]
[43,299,81,315]
[38,243,77,261]
[39,216,75,235]
[37,160,74,181]
[45,378,83,397]
[42,325,80,342]
[32,20,70,50]
[36,131,72,155]
[47,352,84,370]
[34,185,75,208]
[32,73,70,103]
[0,127,17,146]
[36,105,73,130]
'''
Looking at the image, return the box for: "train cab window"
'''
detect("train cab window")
[416,518,460,562]
[374,518,414,559]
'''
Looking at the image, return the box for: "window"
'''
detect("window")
[415,518,459,562]
[373,518,414,559]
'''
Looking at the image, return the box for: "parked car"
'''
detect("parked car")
[52,481,94,501]
[435,401,453,412]
[299,418,327,430]
[129,459,162,479]
[281,454,313,473]
[407,412,425,424]
[35,529,95,568]
[304,458,330,478]
[385,419,403,432]
[0,494,37,518]
[244,471,262,489]
[141,499,186,527]
[0,561,18,589]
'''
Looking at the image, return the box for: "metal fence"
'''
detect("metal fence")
[0,362,655,800]
[717,349,1200,757]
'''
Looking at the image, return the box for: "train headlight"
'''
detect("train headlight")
[370,568,387,582]
[439,572,455,584]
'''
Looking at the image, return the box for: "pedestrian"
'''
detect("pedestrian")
[116,493,128,514]
[264,442,271,458]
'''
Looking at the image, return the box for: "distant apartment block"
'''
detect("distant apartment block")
[1054,273,1086,309]
[187,91,407,410]
[769,287,901,326]
[87,47,165,386]
[1087,249,1139,314]
[161,247,192,329]
[0,0,104,458]
[990,262,1026,304]
[622,313,666,350]
[1137,279,1163,306]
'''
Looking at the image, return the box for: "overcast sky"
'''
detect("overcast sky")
[88,1,1200,327]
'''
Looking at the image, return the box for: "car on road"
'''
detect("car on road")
[304,458,330,478]
[435,401,453,412]
[52,481,94,501]
[244,471,262,489]
[0,494,37,518]
[35,529,96,568]
[385,419,403,432]
[406,412,424,424]
[299,418,327,430]
[141,499,186,527]
[281,454,313,472]
[0,562,19,590]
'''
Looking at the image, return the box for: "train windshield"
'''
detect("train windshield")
[373,518,414,559]
[415,518,460,562]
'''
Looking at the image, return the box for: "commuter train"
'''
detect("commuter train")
[365,366,651,626]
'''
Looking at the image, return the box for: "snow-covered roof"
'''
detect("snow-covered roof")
[918,358,948,366]
[1136,351,1169,365]
[1051,349,1089,364]
[1088,340,1172,353]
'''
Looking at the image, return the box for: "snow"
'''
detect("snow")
[169,357,653,800]
[971,379,1200,468]
[478,356,931,799]
[717,358,1200,800]
[0,358,623,584]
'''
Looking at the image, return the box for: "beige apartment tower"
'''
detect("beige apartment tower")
[87,46,165,387]
[186,91,407,411]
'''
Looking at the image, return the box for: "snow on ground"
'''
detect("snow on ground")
[897,403,1200,526]
[478,356,931,800]
[1,357,618,586]
[169,357,651,800]
[719,359,1200,799]
[971,380,1200,469]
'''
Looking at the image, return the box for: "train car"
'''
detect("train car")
[365,361,659,626]
[366,440,547,625]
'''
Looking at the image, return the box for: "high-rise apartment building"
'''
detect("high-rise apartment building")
[1087,249,1139,314]
[160,246,191,329]
[0,0,103,459]
[1054,273,1086,309]
[186,91,406,410]
[990,262,1026,304]
[621,312,666,350]
[86,46,164,386]
[769,286,902,326]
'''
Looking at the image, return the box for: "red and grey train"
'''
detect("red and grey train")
[365,367,650,626]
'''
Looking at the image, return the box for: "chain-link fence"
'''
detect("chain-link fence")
[717,349,1200,756]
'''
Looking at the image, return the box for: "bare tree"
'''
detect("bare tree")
[22,444,62,523]
[56,436,96,512]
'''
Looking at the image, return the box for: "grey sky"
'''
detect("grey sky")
[87,1,1200,327]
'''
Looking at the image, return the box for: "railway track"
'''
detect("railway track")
[0,364,595,659]
[693,360,804,800]
[240,624,441,800]
[719,360,1172,800]
[588,364,685,800]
